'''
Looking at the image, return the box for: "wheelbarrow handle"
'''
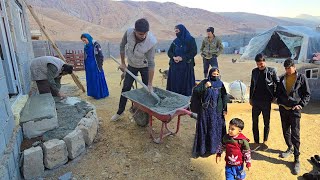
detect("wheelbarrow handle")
[190,112,198,119]
[175,109,197,119]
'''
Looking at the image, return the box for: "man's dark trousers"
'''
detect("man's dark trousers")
[117,65,149,115]
[279,106,301,159]
[252,100,271,143]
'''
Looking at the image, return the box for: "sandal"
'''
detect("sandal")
[303,172,320,180]
[303,173,313,180]
[311,157,320,168]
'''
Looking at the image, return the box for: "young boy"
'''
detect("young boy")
[216,118,251,180]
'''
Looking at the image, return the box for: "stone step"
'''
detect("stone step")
[20,94,58,138]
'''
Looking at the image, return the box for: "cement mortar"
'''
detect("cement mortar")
[122,87,190,114]
[43,100,94,141]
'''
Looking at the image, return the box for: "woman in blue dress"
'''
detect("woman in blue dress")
[81,33,109,99]
[166,24,197,96]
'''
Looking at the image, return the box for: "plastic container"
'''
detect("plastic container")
[229,80,247,100]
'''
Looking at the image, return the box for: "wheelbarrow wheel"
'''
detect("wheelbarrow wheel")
[131,107,149,127]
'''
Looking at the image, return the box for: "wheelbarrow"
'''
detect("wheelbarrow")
[122,87,197,144]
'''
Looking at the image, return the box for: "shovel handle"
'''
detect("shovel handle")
[110,55,161,103]
[110,55,149,90]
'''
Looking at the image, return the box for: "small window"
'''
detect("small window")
[305,68,319,79]
[0,43,3,60]
[15,1,27,40]
[19,11,27,39]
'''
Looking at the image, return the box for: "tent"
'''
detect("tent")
[241,26,320,63]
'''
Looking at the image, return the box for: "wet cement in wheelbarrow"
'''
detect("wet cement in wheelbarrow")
[122,87,190,114]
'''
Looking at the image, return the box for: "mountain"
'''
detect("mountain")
[26,0,248,41]
[296,14,320,22]
[217,12,302,33]
[26,0,313,41]
[277,14,319,28]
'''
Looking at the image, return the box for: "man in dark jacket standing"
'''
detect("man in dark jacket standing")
[277,58,310,175]
[249,53,279,151]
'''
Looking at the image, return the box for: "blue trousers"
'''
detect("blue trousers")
[225,165,246,180]
[203,56,218,78]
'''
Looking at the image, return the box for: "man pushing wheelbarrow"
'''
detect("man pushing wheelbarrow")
[111,53,197,143]
[111,18,158,122]
[110,18,197,143]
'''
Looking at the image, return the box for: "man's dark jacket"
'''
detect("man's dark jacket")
[250,67,279,101]
[276,72,311,108]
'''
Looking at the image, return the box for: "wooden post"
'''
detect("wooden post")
[22,0,86,92]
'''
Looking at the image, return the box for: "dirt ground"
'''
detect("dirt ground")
[45,54,320,180]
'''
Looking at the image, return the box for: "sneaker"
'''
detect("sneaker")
[293,160,300,175]
[111,113,124,121]
[250,143,261,151]
[280,147,293,158]
[260,141,269,151]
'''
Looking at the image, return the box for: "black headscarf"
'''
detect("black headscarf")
[207,67,222,88]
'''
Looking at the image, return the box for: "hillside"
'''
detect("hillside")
[26,0,310,41]
[217,12,301,33]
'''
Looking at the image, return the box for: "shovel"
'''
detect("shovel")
[110,55,161,104]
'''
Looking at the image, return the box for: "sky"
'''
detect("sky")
[124,0,320,17]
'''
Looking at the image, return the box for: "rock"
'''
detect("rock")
[43,139,68,169]
[76,117,98,146]
[63,130,85,159]
[23,146,44,180]
[155,152,162,158]
[20,94,57,124]
[189,166,195,171]
[152,152,162,163]
[23,118,58,139]
[58,172,73,180]
[20,94,58,138]
[32,141,41,147]
[85,110,98,124]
